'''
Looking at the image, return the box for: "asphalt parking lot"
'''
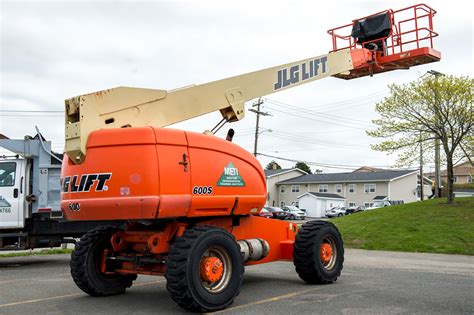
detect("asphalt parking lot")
[0,249,473,314]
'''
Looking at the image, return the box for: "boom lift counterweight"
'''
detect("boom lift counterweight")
[62,4,440,312]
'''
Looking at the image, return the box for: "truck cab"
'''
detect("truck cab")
[0,158,27,228]
[0,134,62,249]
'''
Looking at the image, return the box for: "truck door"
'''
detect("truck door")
[0,160,25,228]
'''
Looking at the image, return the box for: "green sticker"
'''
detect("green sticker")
[217,163,245,187]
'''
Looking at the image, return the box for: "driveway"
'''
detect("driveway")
[0,249,472,314]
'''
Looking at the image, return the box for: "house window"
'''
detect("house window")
[364,184,376,193]
[280,186,286,194]
[349,202,356,207]
[293,201,299,207]
[468,176,472,183]
[291,185,300,193]
[318,185,328,192]
[335,184,342,193]
[348,184,356,194]
[280,201,285,207]
[364,202,373,207]
[453,176,458,183]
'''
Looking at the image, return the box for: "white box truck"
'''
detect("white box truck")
[0,131,123,250]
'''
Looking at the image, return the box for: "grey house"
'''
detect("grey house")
[264,168,307,207]
[276,170,430,208]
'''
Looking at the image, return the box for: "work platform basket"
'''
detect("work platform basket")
[328,4,441,79]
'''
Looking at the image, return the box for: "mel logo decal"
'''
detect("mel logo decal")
[217,163,245,187]
[0,195,12,214]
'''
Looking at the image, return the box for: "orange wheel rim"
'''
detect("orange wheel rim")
[320,243,333,264]
[200,256,224,283]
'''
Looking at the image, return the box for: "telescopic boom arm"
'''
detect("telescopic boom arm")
[65,48,369,163]
[65,4,441,164]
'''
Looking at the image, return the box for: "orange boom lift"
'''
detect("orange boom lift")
[61,4,440,312]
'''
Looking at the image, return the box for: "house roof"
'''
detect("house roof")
[353,166,387,173]
[277,169,417,184]
[265,168,307,178]
[425,161,474,177]
[298,192,346,200]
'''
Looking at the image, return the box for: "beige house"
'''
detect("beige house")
[276,170,430,208]
[426,160,473,185]
[264,168,307,207]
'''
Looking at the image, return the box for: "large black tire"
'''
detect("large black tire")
[70,226,136,296]
[293,221,344,284]
[165,226,244,312]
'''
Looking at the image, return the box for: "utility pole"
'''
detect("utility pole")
[427,70,445,198]
[434,138,441,197]
[420,131,424,201]
[249,98,270,156]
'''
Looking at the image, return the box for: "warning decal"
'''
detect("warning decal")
[217,163,245,187]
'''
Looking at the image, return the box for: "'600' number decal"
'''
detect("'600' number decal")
[68,202,80,211]
[192,186,213,195]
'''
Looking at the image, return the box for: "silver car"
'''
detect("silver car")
[281,206,306,220]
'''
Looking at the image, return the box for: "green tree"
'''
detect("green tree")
[265,160,282,170]
[368,75,473,204]
[295,161,312,174]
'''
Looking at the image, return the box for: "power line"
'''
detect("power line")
[263,134,369,151]
[272,90,388,111]
[264,106,372,131]
[0,114,63,117]
[0,110,63,113]
[269,130,368,146]
[265,99,376,127]
[249,98,270,156]
[257,152,414,171]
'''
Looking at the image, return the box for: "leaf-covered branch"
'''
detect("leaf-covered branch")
[367,75,473,203]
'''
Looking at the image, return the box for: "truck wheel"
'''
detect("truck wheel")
[293,221,344,284]
[70,226,136,296]
[165,226,244,312]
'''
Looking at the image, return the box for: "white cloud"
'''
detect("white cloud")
[1,0,472,171]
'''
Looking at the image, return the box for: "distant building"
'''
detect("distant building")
[264,168,307,207]
[297,192,346,217]
[276,169,431,211]
[426,160,473,185]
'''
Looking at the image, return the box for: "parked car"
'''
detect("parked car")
[366,200,391,210]
[264,206,288,220]
[255,208,273,219]
[281,206,306,220]
[346,205,365,214]
[325,207,346,218]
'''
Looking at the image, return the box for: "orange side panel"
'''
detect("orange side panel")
[153,127,188,146]
[186,132,266,217]
[62,196,160,220]
[154,128,191,218]
[62,128,160,221]
[87,127,156,148]
[198,216,297,264]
